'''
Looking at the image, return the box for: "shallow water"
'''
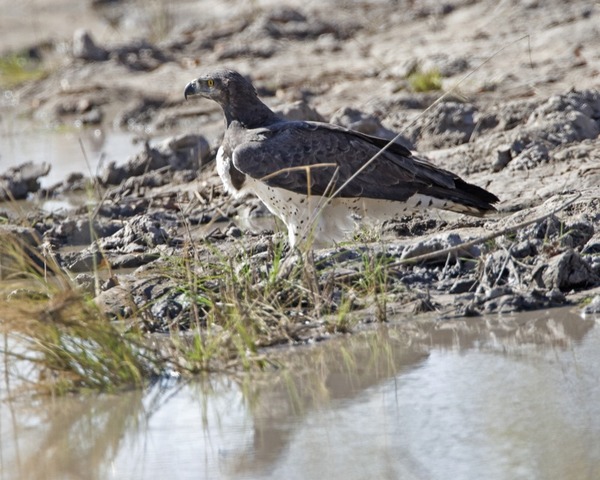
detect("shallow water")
[0,119,138,188]
[2,307,600,480]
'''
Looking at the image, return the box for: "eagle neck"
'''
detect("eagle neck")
[222,93,279,129]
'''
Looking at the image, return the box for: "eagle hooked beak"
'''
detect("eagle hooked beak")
[184,80,199,100]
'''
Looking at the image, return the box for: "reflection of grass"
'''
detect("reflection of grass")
[408,68,442,92]
[0,232,160,395]
[0,53,47,88]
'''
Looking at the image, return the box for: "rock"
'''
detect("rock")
[48,218,122,245]
[589,256,600,277]
[248,6,356,41]
[0,225,42,280]
[480,250,520,289]
[215,41,276,60]
[582,234,600,254]
[100,134,210,185]
[517,215,561,242]
[96,199,149,218]
[226,226,242,239]
[560,220,594,249]
[529,89,600,124]
[110,40,172,71]
[94,284,135,318]
[111,253,160,269]
[582,295,600,315]
[484,285,513,301]
[405,102,478,149]
[150,295,183,323]
[401,233,479,263]
[79,107,103,125]
[115,97,166,129]
[540,249,599,292]
[481,290,563,313]
[72,29,109,61]
[0,162,51,201]
[509,142,549,170]
[330,106,405,141]
[546,288,566,303]
[101,214,172,249]
[492,146,512,172]
[155,134,211,170]
[54,172,89,193]
[420,53,470,77]
[275,100,325,122]
[63,243,103,273]
[489,100,539,131]
[511,239,540,258]
[130,277,178,329]
[386,58,419,79]
[449,277,478,294]
[525,90,600,145]
[74,273,96,294]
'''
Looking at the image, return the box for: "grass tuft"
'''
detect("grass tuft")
[0,53,47,89]
[408,68,442,92]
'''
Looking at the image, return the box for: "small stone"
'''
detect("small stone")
[582,234,600,254]
[226,226,243,238]
[73,29,109,61]
[546,288,566,303]
[449,278,477,294]
[583,295,600,314]
[275,100,325,122]
[541,249,599,292]
[492,146,512,172]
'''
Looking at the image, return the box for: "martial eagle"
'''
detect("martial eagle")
[184,69,498,247]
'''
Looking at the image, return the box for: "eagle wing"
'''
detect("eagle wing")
[231,120,498,210]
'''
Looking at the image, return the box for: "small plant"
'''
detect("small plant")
[408,68,442,92]
[0,53,47,89]
[365,252,390,322]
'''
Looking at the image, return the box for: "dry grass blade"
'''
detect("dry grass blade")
[259,163,337,183]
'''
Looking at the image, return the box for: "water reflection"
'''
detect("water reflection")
[0,119,138,188]
[2,307,599,480]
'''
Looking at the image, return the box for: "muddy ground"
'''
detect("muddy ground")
[1,0,600,348]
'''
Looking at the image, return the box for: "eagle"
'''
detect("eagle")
[184,69,498,248]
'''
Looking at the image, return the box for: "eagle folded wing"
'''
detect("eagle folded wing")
[231,121,496,209]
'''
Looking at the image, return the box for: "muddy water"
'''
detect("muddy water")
[2,307,600,480]
[0,119,138,188]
